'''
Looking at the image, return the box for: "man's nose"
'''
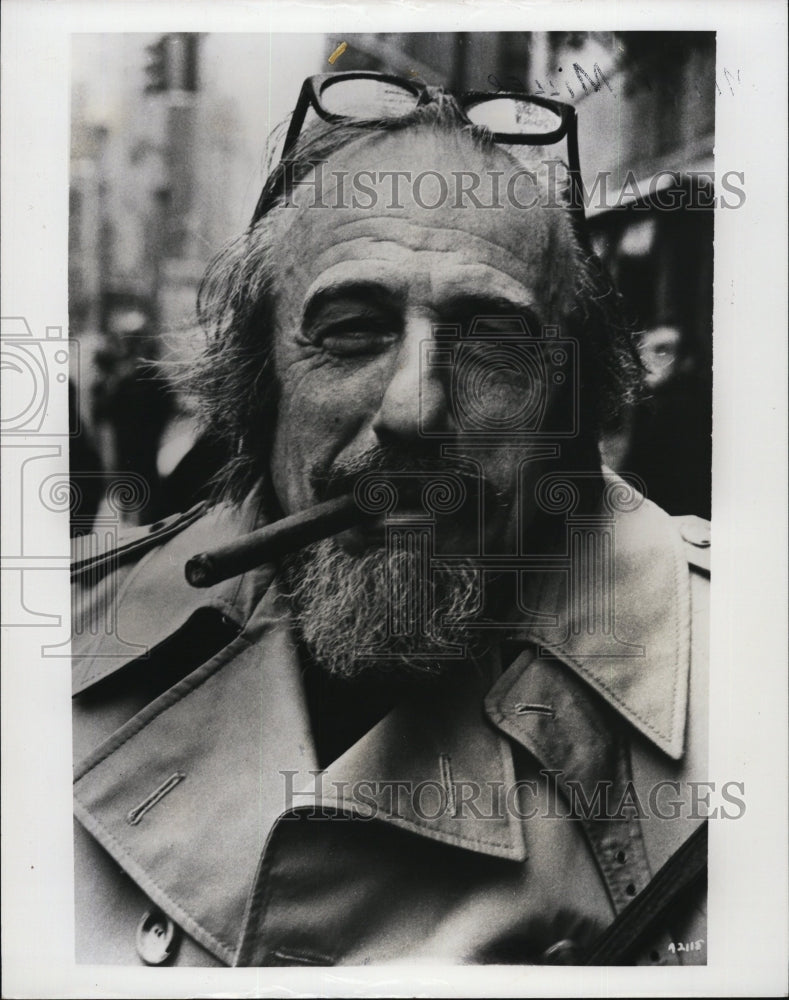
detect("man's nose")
[371,315,452,444]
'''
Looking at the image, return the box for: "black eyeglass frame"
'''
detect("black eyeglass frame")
[279,70,584,212]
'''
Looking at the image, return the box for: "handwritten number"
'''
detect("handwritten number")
[668,939,705,954]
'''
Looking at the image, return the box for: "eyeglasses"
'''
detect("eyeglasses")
[278,70,583,212]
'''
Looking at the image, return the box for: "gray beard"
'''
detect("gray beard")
[280,537,484,681]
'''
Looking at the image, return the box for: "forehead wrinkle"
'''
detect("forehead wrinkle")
[303,219,555,295]
[323,214,548,266]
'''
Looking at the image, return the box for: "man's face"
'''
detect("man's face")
[269,128,580,558]
[638,325,683,389]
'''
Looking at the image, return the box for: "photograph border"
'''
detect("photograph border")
[2,1,787,997]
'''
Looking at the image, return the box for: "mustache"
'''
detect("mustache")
[310,445,502,509]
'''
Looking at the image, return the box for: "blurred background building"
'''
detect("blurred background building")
[69,31,715,531]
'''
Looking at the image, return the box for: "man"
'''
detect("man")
[72,75,710,967]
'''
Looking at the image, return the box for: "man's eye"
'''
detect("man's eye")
[319,327,395,357]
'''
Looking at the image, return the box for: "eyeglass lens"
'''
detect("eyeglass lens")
[320,77,420,117]
[464,98,563,135]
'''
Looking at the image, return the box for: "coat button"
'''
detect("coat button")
[136,908,180,965]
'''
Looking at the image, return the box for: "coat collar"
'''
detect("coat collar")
[512,488,692,760]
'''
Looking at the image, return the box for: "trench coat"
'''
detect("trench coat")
[71,479,710,967]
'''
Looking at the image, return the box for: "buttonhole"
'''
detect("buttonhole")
[512,702,555,718]
[439,753,456,814]
[127,772,186,825]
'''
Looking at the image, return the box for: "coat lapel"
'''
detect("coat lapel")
[74,584,317,965]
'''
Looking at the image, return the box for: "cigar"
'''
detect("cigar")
[185,493,367,588]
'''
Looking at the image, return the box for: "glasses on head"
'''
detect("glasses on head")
[278,70,583,212]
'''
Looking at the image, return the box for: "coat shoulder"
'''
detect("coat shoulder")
[71,495,272,693]
[71,502,210,582]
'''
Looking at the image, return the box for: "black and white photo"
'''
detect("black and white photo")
[1,4,787,997]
